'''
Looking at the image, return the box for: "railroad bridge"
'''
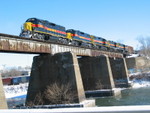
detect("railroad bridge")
[0,33,123,57]
[0,33,129,108]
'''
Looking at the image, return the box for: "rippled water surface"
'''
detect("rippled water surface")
[96,87,150,106]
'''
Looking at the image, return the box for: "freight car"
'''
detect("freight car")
[2,78,12,85]
[11,77,21,85]
[20,18,134,54]
[2,76,30,85]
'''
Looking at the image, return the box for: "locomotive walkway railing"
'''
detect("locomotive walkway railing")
[0,33,123,58]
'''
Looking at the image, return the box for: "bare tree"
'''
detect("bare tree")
[44,83,75,104]
[1,68,21,78]
[26,83,76,107]
[26,92,44,107]
[137,36,150,57]
[95,80,103,89]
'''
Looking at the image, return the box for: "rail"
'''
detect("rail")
[1,106,150,113]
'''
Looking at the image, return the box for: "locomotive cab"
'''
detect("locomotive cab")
[66,29,75,40]
[19,18,38,38]
[20,18,67,40]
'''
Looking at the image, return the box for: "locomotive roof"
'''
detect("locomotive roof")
[26,18,65,29]
[25,18,130,48]
[67,29,90,35]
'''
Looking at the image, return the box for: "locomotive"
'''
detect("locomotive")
[20,18,133,54]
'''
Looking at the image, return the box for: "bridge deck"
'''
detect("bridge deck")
[0,33,123,57]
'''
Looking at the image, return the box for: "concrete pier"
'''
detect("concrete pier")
[26,52,95,107]
[110,58,129,87]
[126,57,150,73]
[0,75,8,109]
[78,55,115,90]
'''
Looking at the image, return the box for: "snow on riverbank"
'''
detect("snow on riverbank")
[3,74,150,99]
[129,72,150,88]
[4,81,150,99]
[131,80,150,88]
[3,83,28,99]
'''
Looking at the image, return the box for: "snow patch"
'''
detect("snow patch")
[127,54,139,58]
[4,83,28,99]
[131,80,150,88]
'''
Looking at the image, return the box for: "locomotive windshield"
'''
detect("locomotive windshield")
[66,29,76,33]
[26,18,40,24]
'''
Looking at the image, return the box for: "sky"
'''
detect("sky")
[0,0,150,67]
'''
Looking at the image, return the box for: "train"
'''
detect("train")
[19,18,134,54]
[2,76,30,85]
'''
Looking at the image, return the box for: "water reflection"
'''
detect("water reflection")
[7,98,26,108]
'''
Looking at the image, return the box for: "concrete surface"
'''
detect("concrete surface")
[78,55,115,91]
[110,58,129,88]
[0,75,8,109]
[26,52,95,107]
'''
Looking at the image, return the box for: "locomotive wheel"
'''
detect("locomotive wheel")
[101,46,107,51]
[75,41,79,46]
[62,38,68,44]
[32,33,44,40]
[44,35,50,40]
[93,45,99,49]
[38,34,45,40]
[71,40,79,46]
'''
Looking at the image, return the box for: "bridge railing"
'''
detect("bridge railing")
[1,106,150,113]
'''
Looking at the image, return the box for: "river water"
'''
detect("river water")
[96,87,150,106]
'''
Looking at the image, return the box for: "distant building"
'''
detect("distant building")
[21,71,30,76]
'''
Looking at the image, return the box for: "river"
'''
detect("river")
[96,87,150,106]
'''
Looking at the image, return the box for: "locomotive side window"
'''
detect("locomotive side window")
[50,23,56,26]
[66,29,76,34]
[80,32,84,35]
[59,26,65,30]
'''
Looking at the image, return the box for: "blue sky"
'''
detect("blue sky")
[0,0,150,67]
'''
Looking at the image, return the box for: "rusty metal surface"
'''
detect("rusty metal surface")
[91,50,123,58]
[0,33,123,57]
[0,34,51,54]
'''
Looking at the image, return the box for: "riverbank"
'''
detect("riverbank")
[4,83,28,99]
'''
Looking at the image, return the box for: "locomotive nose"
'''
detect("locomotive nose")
[19,31,32,38]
